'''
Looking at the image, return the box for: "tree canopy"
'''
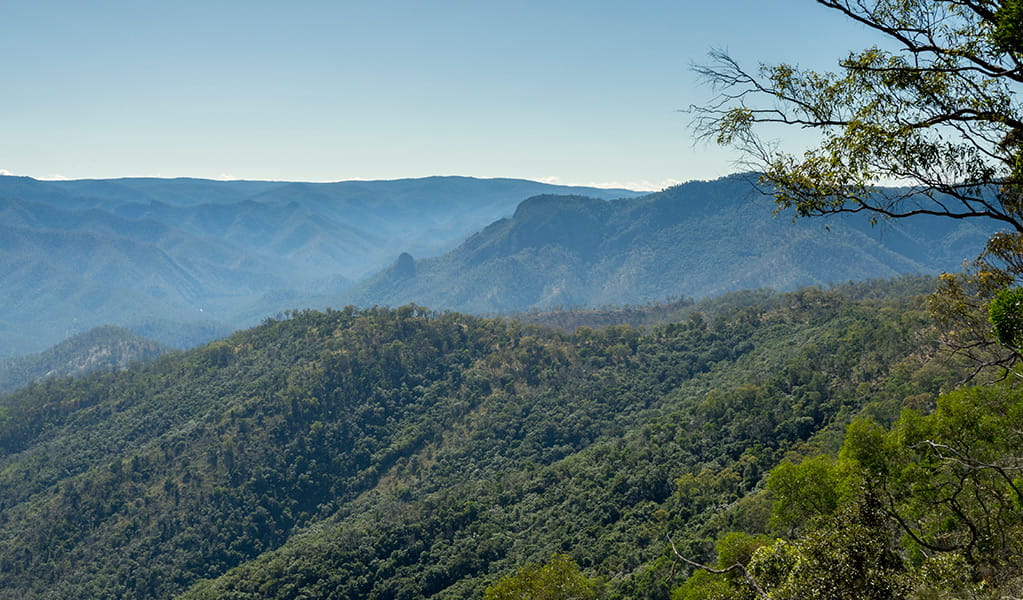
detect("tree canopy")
[693,0,1023,373]
[681,6,1023,596]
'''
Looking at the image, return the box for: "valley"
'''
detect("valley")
[8,1,1023,598]
[0,174,993,356]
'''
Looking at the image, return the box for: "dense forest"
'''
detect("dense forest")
[673,0,1023,592]
[4,0,1021,597]
[2,276,1006,599]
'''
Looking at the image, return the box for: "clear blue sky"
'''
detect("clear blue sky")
[1,1,882,189]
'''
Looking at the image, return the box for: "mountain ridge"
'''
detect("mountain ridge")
[0,175,642,356]
[1,172,996,357]
[341,175,994,313]
[0,325,169,395]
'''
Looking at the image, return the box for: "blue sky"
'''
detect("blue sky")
[2,1,883,189]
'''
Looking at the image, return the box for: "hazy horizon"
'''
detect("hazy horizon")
[4,1,882,190]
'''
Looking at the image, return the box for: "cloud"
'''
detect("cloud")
[40,174,71,181]
[0,169,13,176]
[585,178,681,192]
[539,175,680,192]
[216,173,239,181]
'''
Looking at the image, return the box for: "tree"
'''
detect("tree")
[843,385,1023,582]
[692,0,1023,374]
[483,554,603,600]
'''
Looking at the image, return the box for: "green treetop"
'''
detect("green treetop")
[694,0,1023,373]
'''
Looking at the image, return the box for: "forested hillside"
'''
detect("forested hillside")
[0,325,169,395]
[0,278,971,599]
[669,0,1023,594]
[4,1,1020,598]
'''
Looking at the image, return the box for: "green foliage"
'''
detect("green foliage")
[745,540,797,594]
[875,386,1023,578]
[993,0,1023,53]
[908,553,979,600]
[714,532,771,573]
[695,0,1023,375]
[0,284,964,600]
[670,570,734,600]
[765,456,848,529]
[987,286,1023,348]
[483,555,602,600]
[684,17,1023,599]
[686,382,1023,600]
[759,500,910,600]
[698,1,1023,215]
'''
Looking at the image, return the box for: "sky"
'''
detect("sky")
[1,1,886,190]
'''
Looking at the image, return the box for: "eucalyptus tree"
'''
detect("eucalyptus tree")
[693,0,1023,373]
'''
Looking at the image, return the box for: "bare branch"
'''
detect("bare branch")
[667,535,770,600]
[912,439,1023,504]
[884,489,965,553]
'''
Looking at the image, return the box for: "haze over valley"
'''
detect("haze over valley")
[0,175,639,355]
[5,1,1023,598]
[0,173,993,357]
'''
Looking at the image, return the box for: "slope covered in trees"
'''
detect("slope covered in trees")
[0,325,169,395]
[670,3,1023,593]
[674,383,1023,600]
[2,172,995,358]
[0,278,964,599]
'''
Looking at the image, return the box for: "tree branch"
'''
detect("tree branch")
[912,439,1023,505]
[667,535,770,600]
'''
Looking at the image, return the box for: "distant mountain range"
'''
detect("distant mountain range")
[341,175,995,313]
[0,175,639,356]
[0,173,998,357]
